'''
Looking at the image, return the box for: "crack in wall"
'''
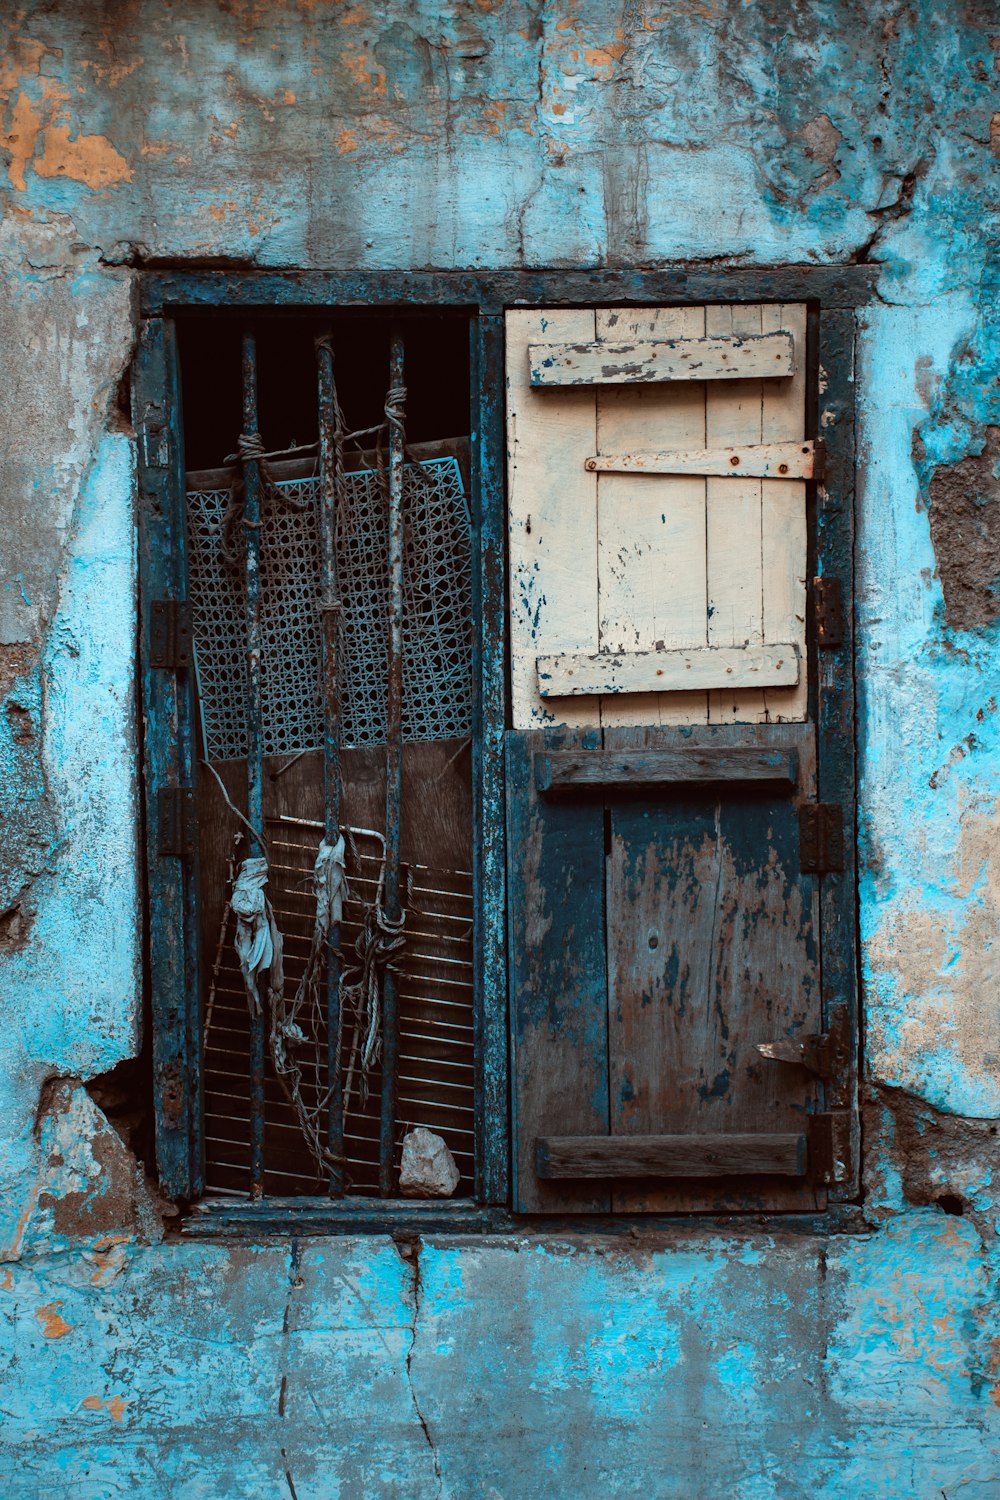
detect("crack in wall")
[394,1233,443,1499]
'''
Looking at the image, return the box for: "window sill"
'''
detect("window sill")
[179,1195,869,1240]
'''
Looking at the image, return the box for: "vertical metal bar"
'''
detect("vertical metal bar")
[380,330,405,1195]
[316,334,344,1196]
[241,328,267,1200]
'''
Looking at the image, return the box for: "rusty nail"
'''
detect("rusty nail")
[730,455,740,466]
[779,463,788,474]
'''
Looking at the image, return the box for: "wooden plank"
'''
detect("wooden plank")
[135,315,203,1202]
[507,309,599,729]
[506,728,610,1212]
[761,303,809,722]
[470,313,510,1206]
[529,332,795,386]
[537,643,799,697]
[706,304,766,724]
[604,723,822,1212]
[535,1132,808,1179]
[534,745,798,793]
[141,266,879,318]
[586,440,816,479]
[816,307,860,1199]
[595,305,708,727]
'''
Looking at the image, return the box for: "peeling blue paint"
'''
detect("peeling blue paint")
[1,0,1000,1492]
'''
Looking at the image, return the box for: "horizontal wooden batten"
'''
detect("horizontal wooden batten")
[534,746,798,794]
[584,439,818,479]
[528,332,794,387]
[535,1133,809,1179]
[536,643,800,697]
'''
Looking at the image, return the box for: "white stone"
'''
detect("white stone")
[398,1128,460,1199]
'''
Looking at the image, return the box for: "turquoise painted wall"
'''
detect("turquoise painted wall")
[1,3,999,1494]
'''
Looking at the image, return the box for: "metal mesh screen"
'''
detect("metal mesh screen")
[186,457,473,761]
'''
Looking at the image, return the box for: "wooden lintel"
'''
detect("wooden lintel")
[529,332,795,387]
[535,1133,809,1179]
[584,439,817,479]
[535,746,798,793]
[536,643,800,697]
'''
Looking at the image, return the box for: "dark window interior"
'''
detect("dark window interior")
[176,310,476,1199]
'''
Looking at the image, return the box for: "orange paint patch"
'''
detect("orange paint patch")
[481,101,509,137]
[0,38,49,99]
[585,41,625,71]
[81,1394,129,1422]
[36,1301,72,1339]
[33,123,132,190]
[341,49,387,97]
[337,128,358,154]
[283,89,296,105]
[4,92,43,191]
[0,1269,13,1291]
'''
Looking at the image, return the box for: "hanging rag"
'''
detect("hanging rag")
[269,835,348,1178]
[230,856,283,1017]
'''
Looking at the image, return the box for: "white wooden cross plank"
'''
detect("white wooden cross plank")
[529,332,794,387]
[536,644,800,697]
[585,439,816,480]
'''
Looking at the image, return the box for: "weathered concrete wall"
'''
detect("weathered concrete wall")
[2,2,999,1494]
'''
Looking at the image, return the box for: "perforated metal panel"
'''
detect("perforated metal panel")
[186,458,473,761]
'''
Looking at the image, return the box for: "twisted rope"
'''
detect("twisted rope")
[220,429,310,571]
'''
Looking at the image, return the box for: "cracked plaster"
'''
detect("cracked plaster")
[1,0,1000,1492]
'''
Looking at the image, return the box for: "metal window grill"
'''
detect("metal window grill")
[185,328,476,1203]
[203,824,475,1197]
[187,457,473,762]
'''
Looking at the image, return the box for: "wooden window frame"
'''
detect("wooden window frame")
[135,267,871,1236]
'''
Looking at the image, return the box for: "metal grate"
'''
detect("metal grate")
[202,824,475,1197]
[187,457,473,762]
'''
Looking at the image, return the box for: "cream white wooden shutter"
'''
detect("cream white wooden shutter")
[506,304,809,729]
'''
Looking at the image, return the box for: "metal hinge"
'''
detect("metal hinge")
[756,1005,850,1080]
[807,1111,851,1185]
[799,802,845,873]
[150,600,193,670]
[157,786,198,858]
[813,576,845,647]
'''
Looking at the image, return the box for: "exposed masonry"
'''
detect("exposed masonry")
[925,426,1000,631]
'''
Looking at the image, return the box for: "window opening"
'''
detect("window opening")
[177,313,475,1200]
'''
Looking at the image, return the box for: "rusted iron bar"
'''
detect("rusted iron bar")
[316,332,344,1196]
[380,330,405,1196]
[241,328,267,1200]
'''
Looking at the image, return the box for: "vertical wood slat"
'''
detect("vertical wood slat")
[240,330,267,1199]
[595,306,709,727]
[135,316,203,1201]
[762,303,809,722]
[706,303,766,724]
[470,311,510,1205]
[816,307,860,1198]
[315,335,345,1195]
[380,331,406,1196]
[506,309,599,730]
[507,727,610,1213]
